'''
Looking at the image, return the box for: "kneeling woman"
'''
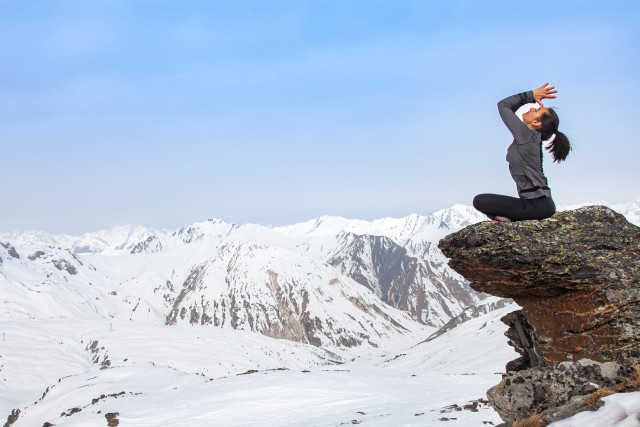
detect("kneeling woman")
[474,83,572,222]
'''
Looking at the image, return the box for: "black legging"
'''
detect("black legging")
[473,194,556,221]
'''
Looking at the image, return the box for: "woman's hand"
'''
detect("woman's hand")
[533,83,557,107]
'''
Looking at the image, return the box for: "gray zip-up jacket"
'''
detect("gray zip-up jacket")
[499,91,552,199]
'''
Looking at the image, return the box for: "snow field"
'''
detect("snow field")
[1,304,518,426]
[10,364,504,426]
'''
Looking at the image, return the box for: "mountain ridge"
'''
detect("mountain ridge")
[2,200,638,349]
[2,199,638,255]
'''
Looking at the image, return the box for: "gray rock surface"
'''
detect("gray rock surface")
[439,206,640,365]
[438,206,640,425]
[489,358,626,425]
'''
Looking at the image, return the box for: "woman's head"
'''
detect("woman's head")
[524,107,572,163]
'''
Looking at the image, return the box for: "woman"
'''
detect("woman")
[473,83,571,222]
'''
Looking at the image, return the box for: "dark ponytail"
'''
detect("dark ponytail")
[539,108,571,163]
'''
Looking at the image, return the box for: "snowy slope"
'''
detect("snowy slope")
[0,238,431,351]
[1,303,519,427]
[326,233,482,326]
[6,296,637,426]
[0,319,345,425]
[163,242,428,348]
[0,242,170,321]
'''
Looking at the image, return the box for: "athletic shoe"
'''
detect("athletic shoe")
[494,216,512,222]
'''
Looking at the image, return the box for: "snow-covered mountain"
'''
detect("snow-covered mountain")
[326,233,479,326]
[275,204,485,259]
[1,237,431,354]
[3,200,640,426]
[3,200,637,256]
[0,205,487,257]
[0,224,159,255]
[0,205,493,340]
[163,242,425,348]
[2,200,638,338]
[606,199,640,225]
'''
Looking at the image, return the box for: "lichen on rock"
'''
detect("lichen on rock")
[487,358,629,425]
[438,205,640,425]
[439,205,640,366]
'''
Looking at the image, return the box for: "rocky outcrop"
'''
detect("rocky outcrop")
[52,259,78,275]
[438,206,640,425]
[130,235,162,254]
[439,206,640,366]
[1,241,20,259]
[487,359,631,425]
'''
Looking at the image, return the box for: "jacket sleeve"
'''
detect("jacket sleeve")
[498,91,537,145]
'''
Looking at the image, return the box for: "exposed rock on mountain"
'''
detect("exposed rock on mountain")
[130,236,162,254]
[1,241,20,259]
[328,233,483,326]
[439,206,640,365]
[52,258,78,275]
[164,243,423,348]
[439,205,640,425]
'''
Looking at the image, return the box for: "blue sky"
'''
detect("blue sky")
[1,0,639,234]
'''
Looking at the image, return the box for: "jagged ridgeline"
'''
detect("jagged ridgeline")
[0,206,491,349]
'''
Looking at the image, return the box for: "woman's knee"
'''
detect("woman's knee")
[536,197,556,219]
[473,194,491,211]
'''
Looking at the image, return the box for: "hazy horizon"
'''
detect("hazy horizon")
[1,198,638,238]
